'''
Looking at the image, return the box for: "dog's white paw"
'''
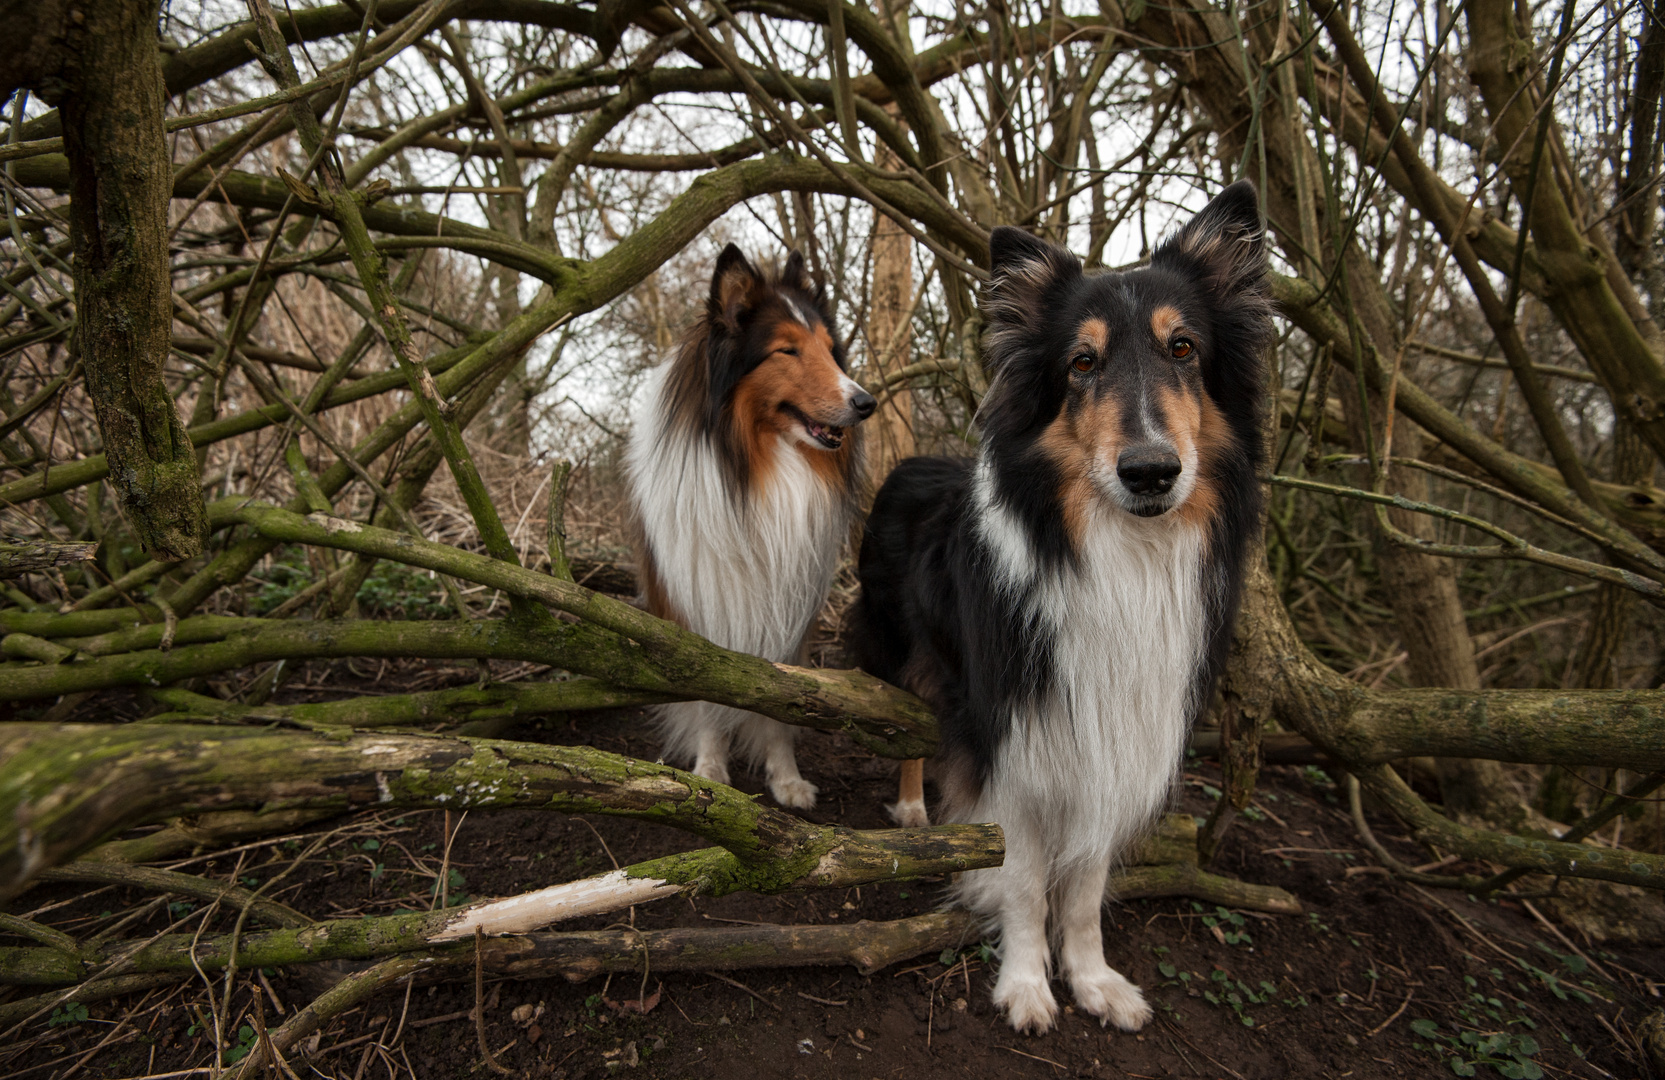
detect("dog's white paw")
[1070,968,1152,1032]
[769,776,818,810]
[886,799,930,827]
[993,973,1058,1035]
[690,757,730,786]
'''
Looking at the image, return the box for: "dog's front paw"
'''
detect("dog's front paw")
[769,776,818,810]
[993,973,1058,1035]
[1070,968,1152,1032]
[886,799,930,827]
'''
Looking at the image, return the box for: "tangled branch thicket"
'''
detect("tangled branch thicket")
[0,0,1662,1069]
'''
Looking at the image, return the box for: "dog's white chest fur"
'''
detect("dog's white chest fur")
[625,364,846,663]
[971,462,1208,873]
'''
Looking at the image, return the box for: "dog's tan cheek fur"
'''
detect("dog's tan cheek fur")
[731,354,796,487]
[1037,393,1119,549]
[737,330,857,488]
[785,326,851,421]
[1154,384,1202,465]
[782,327,859,484]
[1176,392,1230,532]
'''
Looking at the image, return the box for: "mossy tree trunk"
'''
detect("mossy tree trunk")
[33,0,208,560]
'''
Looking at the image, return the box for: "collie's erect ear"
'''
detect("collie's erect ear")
[709,243,762,325]
[981,228,1081,382]
[781,250,813,293]
[984,227,1081,331]
[1152,181,1267,298]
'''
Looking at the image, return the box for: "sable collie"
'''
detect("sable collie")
[626,245,875,808]
[849,183,1270,1033]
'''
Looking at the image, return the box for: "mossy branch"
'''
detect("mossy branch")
[1227,558,1665,890]
[0,812,1308,990]
[0,609,933,757]
[239,505,935,743]
[0,723,978,901]
[144,681,677,730]
[0,834,1003,984]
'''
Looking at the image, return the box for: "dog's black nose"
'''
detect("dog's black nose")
[850,390,877,419]
[1117,448,1182,496]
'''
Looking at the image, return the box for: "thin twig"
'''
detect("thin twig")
[474,927,513,1075]
[703,971,782,1011]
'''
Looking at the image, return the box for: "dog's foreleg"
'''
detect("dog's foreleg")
[682,703,733,787]
[1057,853,1152,1031]
[748,715,818,810]
[984,824,1058,1034]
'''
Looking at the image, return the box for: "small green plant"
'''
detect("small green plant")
[937,942,991,967]
[1200,906,1252,946]
[1410,1019,1543,1078]
[250,554,453,618]
[354,562,454,618]
[431,867,469,905]
[1302,765,1334,787]
[1515,957,1590,1003]
[1200,970,1279,1027]
[47,1002,88,1027]
[223,1024,258,1065]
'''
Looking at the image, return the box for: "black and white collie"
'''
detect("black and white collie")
[626,245,875,809]
[849,182,1270,1033]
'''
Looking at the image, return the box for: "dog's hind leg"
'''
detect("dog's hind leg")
[887,759,929,826]
[1057,852,1152,1031]
[742,713,818,810]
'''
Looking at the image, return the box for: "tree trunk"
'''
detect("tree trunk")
[1330,254,1526,829]
[50,0,209,560]
[865,133,917,488]
[1571,421,1655,690]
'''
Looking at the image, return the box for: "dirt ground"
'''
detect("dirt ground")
[4,684,1663,1080]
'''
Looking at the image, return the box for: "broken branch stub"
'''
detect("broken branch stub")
[0,540,98,579]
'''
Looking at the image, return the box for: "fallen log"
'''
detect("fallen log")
[0,812,1299,990]
[0,831,1005,985]
[0,723,982,901]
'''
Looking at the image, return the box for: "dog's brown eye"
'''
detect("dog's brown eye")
[1171,338,1193,359]
[1072,354,1095,373]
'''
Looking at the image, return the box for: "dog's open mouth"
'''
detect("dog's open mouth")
[784,405,845,450]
